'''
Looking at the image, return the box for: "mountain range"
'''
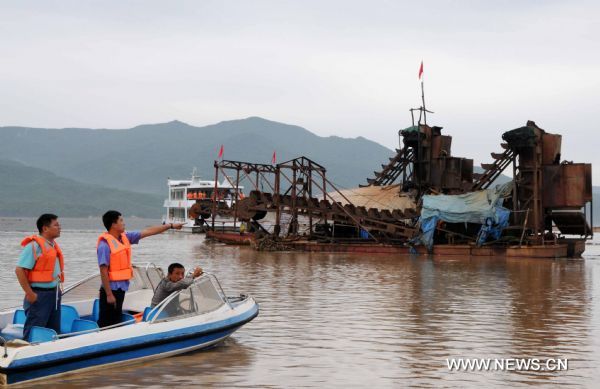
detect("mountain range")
[0,159,162,217]
[0,117,596,224]
[0,117,392,195]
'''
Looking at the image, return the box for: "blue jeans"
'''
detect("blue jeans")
[23,287,62,340]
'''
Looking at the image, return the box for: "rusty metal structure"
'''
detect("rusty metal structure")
[501,121,593,243]
[202,117,592,257]
[363,124,474,196]
[210,157,417,243]
[359,119,593,253]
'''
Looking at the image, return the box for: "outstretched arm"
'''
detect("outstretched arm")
[140,223,184,239]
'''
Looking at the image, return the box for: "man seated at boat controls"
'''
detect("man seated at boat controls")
[150,263,204,307]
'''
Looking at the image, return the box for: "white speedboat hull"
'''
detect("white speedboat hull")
[0,267,258,386]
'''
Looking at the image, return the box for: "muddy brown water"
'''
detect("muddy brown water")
[1,218,600,387]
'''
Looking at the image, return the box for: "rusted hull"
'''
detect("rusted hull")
[290,242,581,258]
[206,231,255,245]
[290,241,414,254]
[469,246,507,257]
[506,244,568,258]
[560,239,586,258]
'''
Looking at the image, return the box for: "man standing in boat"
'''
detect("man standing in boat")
[97,210,183,327]
[15,214,64,340]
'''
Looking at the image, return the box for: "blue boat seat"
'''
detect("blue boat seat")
[71,319,99,333]
[121,313,136,325]
[92,298,100,322]
[0,324,24,340]
[28,326,57,343]
[90,299,136,326]
[142,307,154,321]
[1,309,26,340]
[60,305,80,334]
[13,309,26,325]
[142,307,167,321]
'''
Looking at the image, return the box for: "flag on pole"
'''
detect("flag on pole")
[218,144,224,159]
[272,150,277,164]
[418,61,424,80]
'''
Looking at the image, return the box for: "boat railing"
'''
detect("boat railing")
[202,272,233,310]
[62,263,161,300]
[134,262,164,290]
[55,317,137,339]
[183,270,232,308]
[62,272,99,295]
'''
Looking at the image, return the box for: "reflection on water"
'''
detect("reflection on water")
[1,218,600,387]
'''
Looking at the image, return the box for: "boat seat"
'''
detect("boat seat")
[92,298,100,322]
[71,319,100,333]
[121,313,136,325]
[142,307,167,322]
[0,324,24,340]
[142,307,154,321]
[13,309,27,325]
[28,326,57,343]
[60,305,80,334]
[1,309,27,341]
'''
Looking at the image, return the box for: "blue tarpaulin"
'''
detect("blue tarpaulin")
[421,189,504,224]
[418,184,512,249]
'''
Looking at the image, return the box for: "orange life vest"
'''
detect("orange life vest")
[21,235,65,283]
[97,232,133,281]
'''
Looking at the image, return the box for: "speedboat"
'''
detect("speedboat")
[0,264,259,386]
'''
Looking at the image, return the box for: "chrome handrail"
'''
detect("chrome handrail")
[133,262,163,290]
[55,318,137,338]
[62,272,99,295]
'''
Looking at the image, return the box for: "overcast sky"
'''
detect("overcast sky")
[1,1,598,181]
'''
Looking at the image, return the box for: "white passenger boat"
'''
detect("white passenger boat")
[163,169,245,233]
[0,264,258,386]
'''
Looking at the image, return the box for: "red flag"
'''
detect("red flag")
[272,150,276,164]
[218,144,224,159]
[418,61,423,79]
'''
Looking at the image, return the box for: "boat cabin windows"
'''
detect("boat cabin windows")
[170,189,185,200]
[168,208,186,220]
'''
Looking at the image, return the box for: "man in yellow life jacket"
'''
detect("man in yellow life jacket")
[15,214,64,340]
[97,210,183,327]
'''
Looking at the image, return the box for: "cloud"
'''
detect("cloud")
[0,0,598,181]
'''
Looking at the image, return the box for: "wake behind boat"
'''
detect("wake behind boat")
[0,264,258,386]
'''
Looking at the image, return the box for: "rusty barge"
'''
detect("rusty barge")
[199,118,592,258]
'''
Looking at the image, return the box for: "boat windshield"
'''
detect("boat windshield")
[151,276,227,321]
[62,265,163,303]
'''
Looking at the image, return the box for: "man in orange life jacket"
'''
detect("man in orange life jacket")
[15,214,64,340]
[97,210,183,327]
